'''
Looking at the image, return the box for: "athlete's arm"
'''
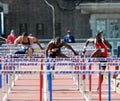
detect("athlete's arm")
[0,35,10,43]
[14,36,21,46]
[83,38,94,53]
[103,38,112,49]
[84,39,94,47]
[35,40,44,50]
[45,42,53,57]
[31,37,44,50]
[62,42,78,55]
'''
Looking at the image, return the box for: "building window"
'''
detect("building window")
[19,23,27,34]
[96,19,120,38]
[36,23,44,35]
[109,19,120,38]
[96,19,106,37]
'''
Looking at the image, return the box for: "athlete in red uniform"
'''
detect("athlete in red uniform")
[83,31,112,91]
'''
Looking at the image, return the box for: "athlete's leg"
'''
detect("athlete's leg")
[91,49,106,91]
[27,47,34,57]
[13,48,26,58]
[91,49,102,58]
[97,58,106,92]
[49,53,56,79]
[113,66,119,79]
[101,66,106,83]
[14,48,26,54]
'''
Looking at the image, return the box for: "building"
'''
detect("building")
[1,0,120,41]
[0,0,90,39]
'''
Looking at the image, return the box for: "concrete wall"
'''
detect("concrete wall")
[2,0,92,39]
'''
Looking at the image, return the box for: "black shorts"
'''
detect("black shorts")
[49,53,56,58]
[100,55,107,62]
[100,55,107,70]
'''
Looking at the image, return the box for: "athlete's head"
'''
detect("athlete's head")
[54,37,61,46]
[22,32,28,37]
[96,31,103,43]
[21,32,28,41]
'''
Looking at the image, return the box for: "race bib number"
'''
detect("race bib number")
[101,48,105,52]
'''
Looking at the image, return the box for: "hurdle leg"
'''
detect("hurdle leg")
[77,66,80,90]
[40,55,43,101]
[108,72,111,101]
[74,66,80,90]
[43,69,47,101]
[77,58,81,90]
[81,79,86,99]
[2,73,9,101]
[13,70,15,86]
[72,66,77,84]
[72,65,76,83]
[80,65,82,85]
[0,61,2,101]
[40,72,43,101]
[3,74,5,93]
[0,74,2,101]
[81,64,86,98]
[81,58,86,98]
[88,63,92,101]
[98,63,102,101]
[43,57,48,101]
[5,71,8,94]
[47,61,52,101]
[8,66,12,91]
[48,73,52,101]
[0,88,1,101]
[10,66,19,91]
[3,65,6,93]
[113,66,119,92]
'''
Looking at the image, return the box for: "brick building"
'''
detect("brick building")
[1,0,120,40]
[0,0,91,39]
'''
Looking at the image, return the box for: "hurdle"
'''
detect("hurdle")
[40,54,44,101]
[46,59,52,101]
[88,59,92,101]
[1,55,45,101]
[47,42,119,101]
[45,57,120,101]
[0,43,120,101]
[69,43,95,100]
[0,44,45,101]
[79,59,120,101]
[98,63,102,101]
[0,59,2,101]
[46,57,119,101]
[72,56,81,90]
[0,69,119,101]
[0,59,120,100]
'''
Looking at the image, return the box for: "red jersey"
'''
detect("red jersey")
[94,38,108,57]
[6,34,17,44]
